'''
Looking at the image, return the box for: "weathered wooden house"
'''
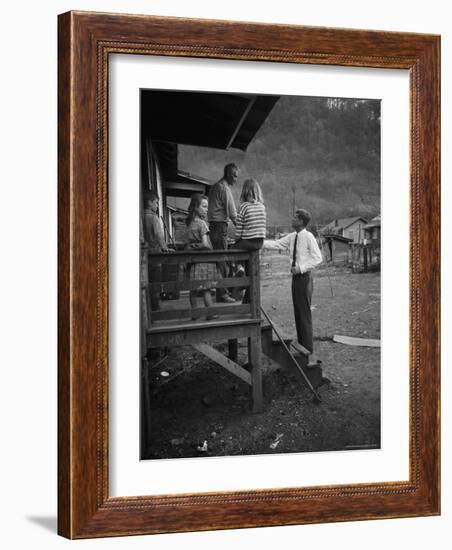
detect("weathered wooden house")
[321,234,353,264]
[139,91,324,451]
[364,214,381,246]
[141,90,279,236]
[320,216,368,244]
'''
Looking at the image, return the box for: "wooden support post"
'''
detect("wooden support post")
[248,251,261,318]
[249,334,263,413]
[141,358,152,453]
[228,339,238,362]
[248,253,263,413]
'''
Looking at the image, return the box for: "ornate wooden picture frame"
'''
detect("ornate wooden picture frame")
[58,11,440,538]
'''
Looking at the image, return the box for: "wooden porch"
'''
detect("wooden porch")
[141,249,264,445]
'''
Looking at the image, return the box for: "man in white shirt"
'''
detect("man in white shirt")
[264,209,323,354]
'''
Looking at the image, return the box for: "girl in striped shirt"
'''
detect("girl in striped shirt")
[233,179,266,302]
[234,178,266,253]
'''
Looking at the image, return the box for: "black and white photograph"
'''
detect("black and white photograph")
[2,0,447,546]
[140,89,381,460]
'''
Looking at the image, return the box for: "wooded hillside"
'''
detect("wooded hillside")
[178,95,381,229]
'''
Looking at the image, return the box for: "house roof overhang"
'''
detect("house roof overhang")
[320,217,368,233]
[364,221,381,229]
[322,234,353,243]
[163,170,213,199]
[141,90,279,152]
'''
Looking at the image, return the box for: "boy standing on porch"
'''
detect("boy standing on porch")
[263,209,322,354]
[143,190,168,253]
[143,190,169,311]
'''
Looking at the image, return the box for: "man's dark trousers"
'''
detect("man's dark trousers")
[209,221,229,301]
[291,272,314,353]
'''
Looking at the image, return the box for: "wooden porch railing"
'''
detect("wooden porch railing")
[140,248,263,430]
[142,249,261,329]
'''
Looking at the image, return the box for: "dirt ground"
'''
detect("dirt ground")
[142,256,380,460]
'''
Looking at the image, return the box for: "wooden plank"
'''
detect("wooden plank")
[290,341,311,357]
[333,334,381,347]
[149,251,250,264]
[151,304,250,322]
[141,359,152,453]
[149,276,250,292]
[140,289,149,353]
[148,317,259,334]
[248,251,261,319]
[193,344,251,385]
[225,96,256,148]
[156,253,250,264]
[164,181,205,193]
[147,321,260,348]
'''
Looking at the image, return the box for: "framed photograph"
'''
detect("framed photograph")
[58,11,440,538]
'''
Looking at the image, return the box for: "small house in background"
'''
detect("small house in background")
[364,215,381,246]
[320,234,353,264]
[319,216,368,244]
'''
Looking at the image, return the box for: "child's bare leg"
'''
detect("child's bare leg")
[203,290,213,308]
[204,290,218,320]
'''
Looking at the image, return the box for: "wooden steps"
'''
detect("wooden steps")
[260,323,323,389]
